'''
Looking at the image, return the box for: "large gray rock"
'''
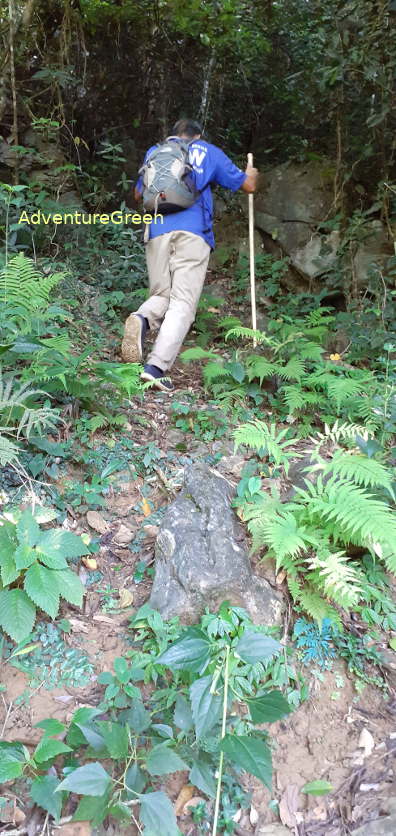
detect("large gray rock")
[252,160,393,289]
[149,463,283,624]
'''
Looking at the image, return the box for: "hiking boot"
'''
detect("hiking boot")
[141,364,174,393]
[121,313,148,363]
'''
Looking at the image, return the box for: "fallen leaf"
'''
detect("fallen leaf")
[82,557,97,570]
[55,823,91,836]
[113,524,134,545]
[175,784,194,816]
[86,510,109,534]
[232,808,242,822]
[279,783,299,828]
[330,353,341,362]
[183,796,206,814]
[249,805,259,825]
[207,306,220,313]
[358,727,375,758]
[141,498,151,517]
[69,618,90,634]
[119,588,133,608]
[389,637,396,651]
[276,569,286,585]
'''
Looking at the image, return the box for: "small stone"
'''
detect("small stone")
[113,524,134,546]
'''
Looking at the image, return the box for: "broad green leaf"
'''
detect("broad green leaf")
[57,568,84,607]
[113,656,130,684]
[226,360,245,383]
[96,721,129,759]
[14,542,36,570]
[189,675,222,738]
[139,790,179,836]
[33,736,72,764]
[0,742,28,783]
[72,790,110,825]
[0,552,18,586]
[146,742,188,776]
[35,719,65,735]
[190,756,217,798]
[156,628,211,673]
[39,528,90,557]
[107,801,131,821]
[74,723,105,751]
[56,762,111,796]
[24,563,60,618]
[31,775,64,821]
[0,588,36,641]
[247,690,292,724]
[302,779,333,796]
[221,734,272,789]
[17,511,40,547]
[173,694,193,732]
[66,707,102,747]
[235,631,281,665]
[151,723,173,739]
[0,759,25,782]
[125,763,147,796]
[35,547,68,570]
[122,699,151,732]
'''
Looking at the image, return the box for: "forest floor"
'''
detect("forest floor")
[1,272,396,836]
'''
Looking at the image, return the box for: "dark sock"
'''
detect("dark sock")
[144,317,149,330]
[152,364,163,375]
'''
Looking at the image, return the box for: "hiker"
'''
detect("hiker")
[121,118,258,391]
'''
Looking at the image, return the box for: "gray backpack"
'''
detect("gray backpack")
[140,137,199,214]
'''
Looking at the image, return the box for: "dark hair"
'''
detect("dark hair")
[172,118,203,138]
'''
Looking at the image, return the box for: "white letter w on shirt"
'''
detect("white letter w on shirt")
[189,148,206,167]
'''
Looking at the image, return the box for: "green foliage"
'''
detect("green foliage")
[236,421,396,622]
[0,510,87,642]
[0,604,294,834]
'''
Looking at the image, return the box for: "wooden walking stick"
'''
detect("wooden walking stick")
[247,152,257,347]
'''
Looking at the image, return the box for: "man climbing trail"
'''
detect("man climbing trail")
[121,118,258,392]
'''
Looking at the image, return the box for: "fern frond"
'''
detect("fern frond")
[203,362,229,386]
[0,254,65,325]
[38,335,71,356]
[325,376,368,412]
[225,326,269,345]
[248,510,309,563]
[323,453,394,497]
[233,420,296,468]
[297,587,341,626]
[245,355,279,384]
[180,347,218,362]
[306,551,362,608]
[0,435,20,466]
[301,477,396,554]
[283,386,325,414]
[278,357,306,381]
[311,420,373,447]
[305,307,335,326]
[298,341,325,361]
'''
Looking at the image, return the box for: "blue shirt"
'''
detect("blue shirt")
[136,139,246,249]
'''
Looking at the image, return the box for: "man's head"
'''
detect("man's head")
[172,118,202,140]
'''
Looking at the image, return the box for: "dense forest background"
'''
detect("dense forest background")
[1,0,396,219]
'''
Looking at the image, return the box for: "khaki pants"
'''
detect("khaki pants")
[136,230,211,371]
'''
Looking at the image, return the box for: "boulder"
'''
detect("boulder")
[251,160,392,290]
[149,462,283,624]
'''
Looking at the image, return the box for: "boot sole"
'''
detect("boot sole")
[141,371,173,393]
[121,315,143,363]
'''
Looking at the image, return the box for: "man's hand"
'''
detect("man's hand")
[241,164,258,194]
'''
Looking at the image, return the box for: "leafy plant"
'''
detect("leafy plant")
[293,618,336,669]
[235,420,396,623]
[0,510,88,641]
[0,604,293,834]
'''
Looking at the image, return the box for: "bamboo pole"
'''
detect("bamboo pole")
[247,152,257,347]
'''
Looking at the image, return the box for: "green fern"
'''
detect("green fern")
[203,361,229,386]
[180,346,218,362]
[306,550,362,608]
[278,357,306,382]
[233,420,296,470]
[245,355,280,384]
[322,453,394,498]
[0,254,65,331]
[225,325,271,345]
